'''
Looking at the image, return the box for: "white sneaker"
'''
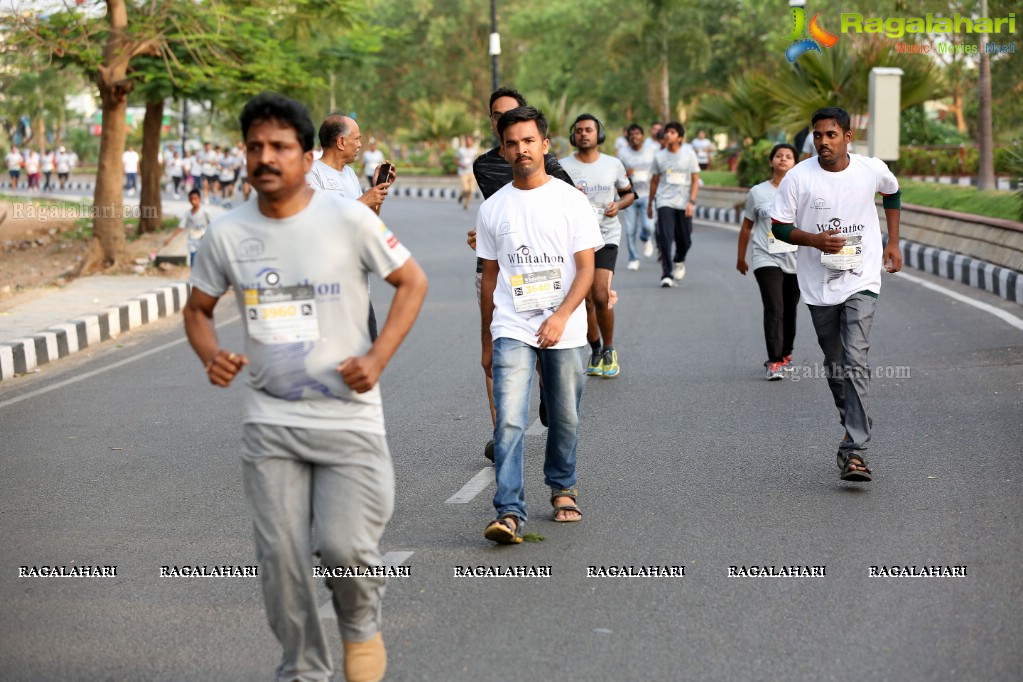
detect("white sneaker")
[643,240,654,258]
[660,277,673,288]
[673,262,686,281]
[627,259,640,271]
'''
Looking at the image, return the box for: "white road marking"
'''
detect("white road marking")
[319,551,414,621]
[445,467,494,504]
[0,315,240,410]
[893,271,1023,332]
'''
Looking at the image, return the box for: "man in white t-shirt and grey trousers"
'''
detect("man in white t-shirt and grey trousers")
[477,106,603,544]
[770,106,902,483]
[184,92,427,682]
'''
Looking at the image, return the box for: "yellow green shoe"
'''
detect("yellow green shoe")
[586,351,603,376]
[601,348,620,378]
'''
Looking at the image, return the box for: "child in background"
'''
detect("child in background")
[164,189,211,267]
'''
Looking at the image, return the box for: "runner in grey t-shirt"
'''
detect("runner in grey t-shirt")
[648,122,700,286]
[560,113,634,379]
[736,143,799,381]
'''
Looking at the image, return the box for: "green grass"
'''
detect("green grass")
[701,173,1022,222]
[899,179,1021,222]
[700,170,740,187]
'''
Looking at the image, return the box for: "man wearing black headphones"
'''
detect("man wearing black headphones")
[559,114,634,378]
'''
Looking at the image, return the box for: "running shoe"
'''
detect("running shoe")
[586,352,604,376]
[601,348,620,378]
[660,277,673,288]
[643,240,654,258]
[484,439,495,462]
[627,259,640,271]
[781,354,796,372]
[765,361,785,381]
[673,262,686,281]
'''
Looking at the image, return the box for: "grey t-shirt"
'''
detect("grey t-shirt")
[744,180,797,274]
[617,144,656,196]
[190,191,411,434]
[306,159,362,199]
[557,153,631,246]
[651,147,700,210]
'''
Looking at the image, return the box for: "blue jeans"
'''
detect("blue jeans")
[619,194,654,262]
[491,337,586,523]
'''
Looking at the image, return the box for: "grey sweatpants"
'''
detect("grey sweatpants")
[807,293,877,458]
[242,423,394,682]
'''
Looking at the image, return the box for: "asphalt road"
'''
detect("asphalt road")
[1,197,1021,682]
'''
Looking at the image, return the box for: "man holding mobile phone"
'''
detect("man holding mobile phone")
[307,113,395,215]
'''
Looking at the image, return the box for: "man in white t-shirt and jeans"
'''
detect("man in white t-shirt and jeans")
[183,92,427,682]
[477,106,603,544]
[771,106,902,483]
[559,114,634,379]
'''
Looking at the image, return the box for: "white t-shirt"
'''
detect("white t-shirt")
[189,191,411,433]
[744,180,796,274]
[557,153,631,246]
[362,149,384,180]
[201,150,219,176]
[40,152,54,172]
[613,135,629,155]
[6,151,23,171]
[123,150,139,173]
[24,152,40,174]
[617,144,656,195]
[456,146,476,176]
[476,177,604,349]
[181,208,212,254]
[692,138,713,165]
[167,157,183,177]
[306,159,362,199]
[651,147,700,209]
[55,152,71,174]
[771,154,899,306]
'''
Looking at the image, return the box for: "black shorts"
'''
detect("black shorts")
[594,244,619,272]
[203,174,218,186]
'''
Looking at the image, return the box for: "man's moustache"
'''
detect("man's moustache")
[253,165,281,177]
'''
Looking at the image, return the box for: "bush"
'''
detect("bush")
[1000,139,1023,221]
[734,139,777,189]
[439,148,457,175]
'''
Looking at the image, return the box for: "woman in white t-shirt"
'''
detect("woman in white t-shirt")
[736,143,799,381]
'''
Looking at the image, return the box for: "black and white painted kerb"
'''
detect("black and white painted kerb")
[0,282,191,381]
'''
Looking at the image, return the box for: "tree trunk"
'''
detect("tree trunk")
[81,0,132,272]
[977,13,995,190]
[138,98,164,234]
[33,116,46,152]
[659,37,670,122]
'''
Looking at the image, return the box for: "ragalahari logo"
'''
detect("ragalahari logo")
[786,7,840,62]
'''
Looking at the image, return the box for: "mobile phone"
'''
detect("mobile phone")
[375,163,393,186]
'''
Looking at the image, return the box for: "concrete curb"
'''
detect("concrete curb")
[0,281,190,382]
[389,185,483,201]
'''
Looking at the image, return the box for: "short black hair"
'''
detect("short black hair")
[627,123,644,135]
[572,113,601,131]
[811,107,851,134]
[318,113,351,150]
[188,188,201,200]
[664,121,685,138]
[239,92,315,152]
[489,87,527,111]
[497,106,548,141]
[769,143,798,162]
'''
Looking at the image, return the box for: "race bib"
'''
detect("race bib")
[244,286,320,344]
[767,229,798,254]
[820,234,863,270]
[632,170,650,183]
[666,170,686,185]
[510,269,566,314]
[592,204,607,218]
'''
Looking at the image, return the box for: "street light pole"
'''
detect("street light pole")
[489,0,500,92]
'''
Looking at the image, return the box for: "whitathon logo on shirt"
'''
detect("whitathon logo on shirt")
[241,268,343,300]
[814,217,864,234]
[507,245,565,266]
